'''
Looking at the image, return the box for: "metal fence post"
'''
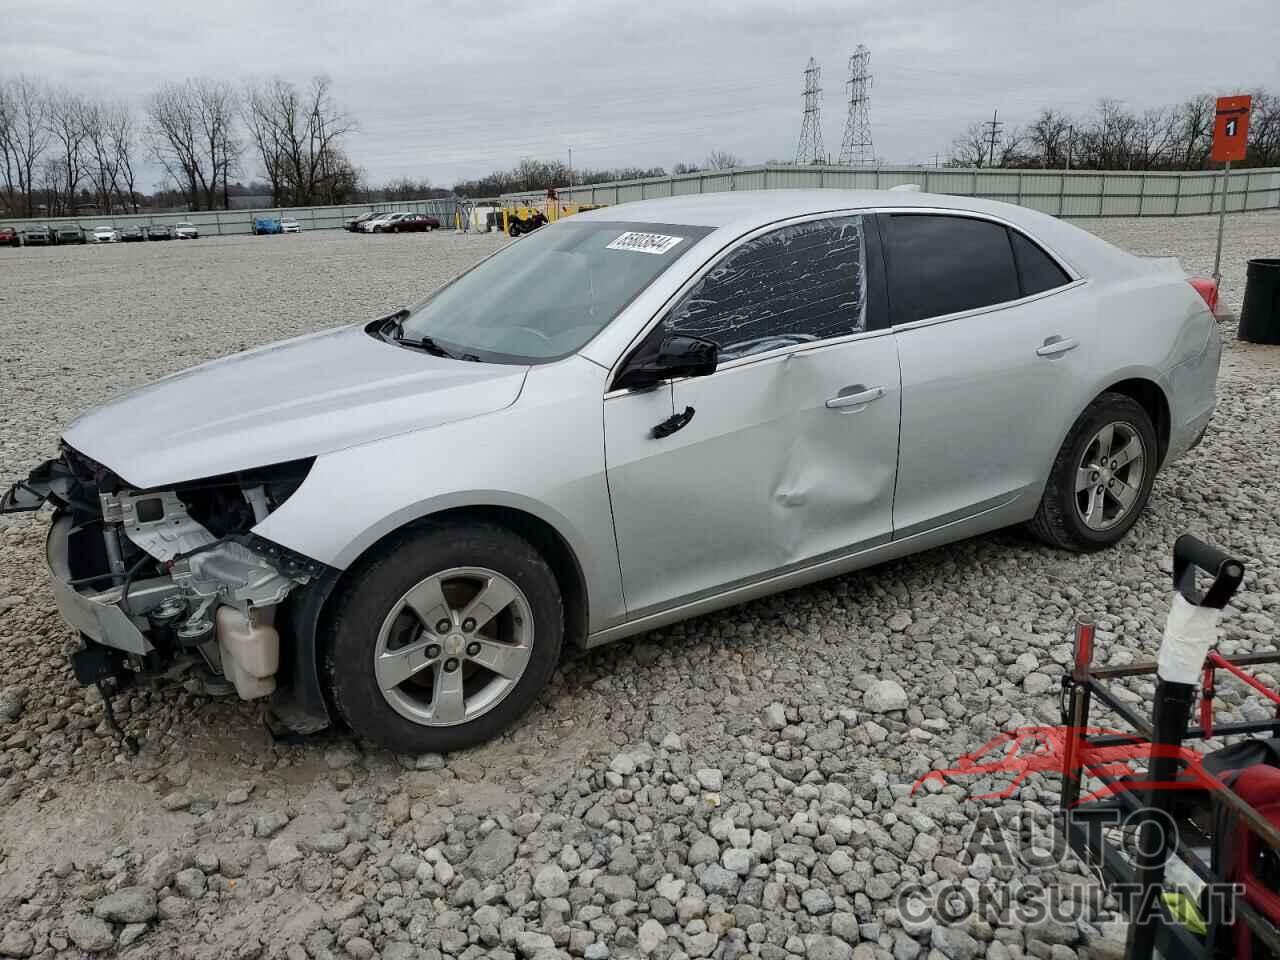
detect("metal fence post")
[1058,171,1066,217]
[1174,173,1182,216]
[1137,173,1146,217]
[1016,170,1023,207]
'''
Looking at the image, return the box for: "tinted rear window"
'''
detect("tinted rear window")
[1010,229,1071,296]
[884,214,1020,324]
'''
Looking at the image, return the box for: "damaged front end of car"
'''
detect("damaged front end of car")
[1,446,337,739]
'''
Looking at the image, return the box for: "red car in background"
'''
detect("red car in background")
[1,226,20,247]
[388,213,440,233]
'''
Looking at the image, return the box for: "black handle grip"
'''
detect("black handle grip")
[1173,534,1244,609]
[652,406,696,439]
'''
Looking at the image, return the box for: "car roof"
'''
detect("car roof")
[572,188,1131,280]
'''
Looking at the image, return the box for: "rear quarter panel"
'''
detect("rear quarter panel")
[1077,268,1216,457]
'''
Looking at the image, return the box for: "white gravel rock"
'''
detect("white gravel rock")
[864,678,909,713]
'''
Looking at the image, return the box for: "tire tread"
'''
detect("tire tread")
[323,520,563,753]
[1028,391,1157,552]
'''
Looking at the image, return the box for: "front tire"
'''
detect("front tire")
[325,521,564,753]
[1029,392,1158,552]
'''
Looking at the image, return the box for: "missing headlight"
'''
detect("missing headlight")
[176,458,315,537]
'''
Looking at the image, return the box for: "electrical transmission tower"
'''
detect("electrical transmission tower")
[838,45,875,165]
[795,58,826,165]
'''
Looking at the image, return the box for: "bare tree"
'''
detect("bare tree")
[948,121,990,167]
[1250,90,1280,167]
[82,99,139,213]
[47,88,91,215]
[242,75,353,206]
[147,78,239,210]
[1131,106,1178,170]
[242,77,290,205]
[1027,108,1072,168]
[109,104,140,211]
[704,150,740,170]
[147,81,201,208]
[995,126,1027,167]
[1175,95,1214,169]
[0,75,52,216]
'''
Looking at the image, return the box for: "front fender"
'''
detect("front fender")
[252,356,626,633]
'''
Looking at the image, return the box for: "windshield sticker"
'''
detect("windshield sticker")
[606,232,684,255]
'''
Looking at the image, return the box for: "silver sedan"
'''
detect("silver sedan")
[3,190,1221,752]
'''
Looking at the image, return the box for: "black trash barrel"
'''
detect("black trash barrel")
[1239,258,1280,344]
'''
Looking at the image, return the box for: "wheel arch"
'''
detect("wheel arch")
[1098,376,1170,466]
[274,501,592,736]
[329,503,590,652]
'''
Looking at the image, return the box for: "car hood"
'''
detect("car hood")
[63,324,529,489]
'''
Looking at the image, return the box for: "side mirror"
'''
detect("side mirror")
[616,335,719,390]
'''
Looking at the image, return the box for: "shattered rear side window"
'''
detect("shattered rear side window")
[664,216,867,360]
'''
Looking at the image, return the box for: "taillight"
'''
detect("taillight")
[1188,277,1219,315]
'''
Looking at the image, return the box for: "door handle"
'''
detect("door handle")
[1036,336,1079,357]
[825,385,885,410]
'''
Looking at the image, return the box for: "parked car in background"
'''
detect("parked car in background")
[54,224,86,244]
[344,212,381,232]
[120,225,145,242]
[92,226,120,243]
[146,224,173,241]
[21,225,52,245]
[389,213,441,233]
[174,222,199,240]
[253,217,282,235]
[361,212,402,233]
[281,217,300,234]
[0,226,19,247]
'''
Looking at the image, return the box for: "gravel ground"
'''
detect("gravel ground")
[0,212,1278,960]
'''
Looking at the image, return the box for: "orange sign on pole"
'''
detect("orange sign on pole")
[1211,95,1252,163]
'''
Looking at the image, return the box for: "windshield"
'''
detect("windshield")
[398,220,711,363]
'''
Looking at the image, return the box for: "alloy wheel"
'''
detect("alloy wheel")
[373,566,534,727]
[1074,421,1147,531]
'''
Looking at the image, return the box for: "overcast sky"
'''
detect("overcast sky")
[5,0,1279,190]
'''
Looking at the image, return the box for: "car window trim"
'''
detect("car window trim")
[606,208,885,394]
[888,277,1088,335]
[876,207,1085,330]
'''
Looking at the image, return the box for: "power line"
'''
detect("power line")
[795,58,825,165]
[838,45,875,166]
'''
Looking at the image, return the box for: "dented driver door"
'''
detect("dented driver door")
[604,213,902,620]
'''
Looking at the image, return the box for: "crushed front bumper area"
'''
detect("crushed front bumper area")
[4,449,336,732]
[47,513,162,655]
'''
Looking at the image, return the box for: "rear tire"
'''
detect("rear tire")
[1028,392,1158,552]
[325,521,564,753]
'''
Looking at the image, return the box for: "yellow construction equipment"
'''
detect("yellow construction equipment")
[501,192,603,236]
